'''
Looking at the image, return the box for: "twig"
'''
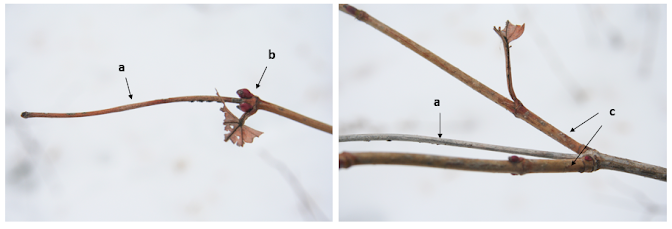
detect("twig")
[339,152,597,175]
[340,134,576,159]
[257,98,332,134]
[596,152,666,182]
[493,21,522,105]
[21,96,238,118]
[340,134,667,181]
[339,4,583,155]
[21,95,332,134]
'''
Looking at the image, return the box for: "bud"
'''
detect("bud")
[508,155,524,163]
[237,102,253,112]
[237,88,254,99]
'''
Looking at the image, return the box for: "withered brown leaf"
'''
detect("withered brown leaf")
[222,107,263,147]
[504,20,525,42]
[216,89,263,147]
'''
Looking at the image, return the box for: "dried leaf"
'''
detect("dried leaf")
[504,20,525,42]
[224,122,263,147]
[239,125,263,146]
[221,106,263,147]
[216,89,263,147]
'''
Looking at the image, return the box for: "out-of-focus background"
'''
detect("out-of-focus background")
[340,5,665,221]
[6,4,332,221]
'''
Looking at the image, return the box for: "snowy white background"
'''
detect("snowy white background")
[6,5,332,221]
[340,5,666,221]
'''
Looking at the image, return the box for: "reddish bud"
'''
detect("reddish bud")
[584,156,593,161]
[237,88,254,99]
[237,103,253,112]
[508,155,524,163]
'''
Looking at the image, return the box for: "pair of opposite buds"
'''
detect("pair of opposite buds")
[236,88,255,112]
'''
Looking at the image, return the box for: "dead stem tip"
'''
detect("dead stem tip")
[342,4,358,15]
[21,111,29,118]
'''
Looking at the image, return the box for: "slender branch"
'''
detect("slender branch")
[258,98,332,134]
[339,4,583,155]
[340,134,667,181]
[339,152,597,175]
[340,134,576,159]
[21,95,332,134]
[493,22,521,104]
[21,96,238,118]
[595,151,666,182]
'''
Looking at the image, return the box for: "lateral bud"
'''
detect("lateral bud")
[508,155,524,163]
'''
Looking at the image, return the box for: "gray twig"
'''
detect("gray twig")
[340,134,575,159]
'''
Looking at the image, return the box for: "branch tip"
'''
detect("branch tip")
[339,152,357,169]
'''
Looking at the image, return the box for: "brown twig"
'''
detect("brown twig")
[596,152,666,181]
[257,98,332,134]
[339,4,582,154]
[21,95,332,134]
[21,96,239,119]
[339,152,598,175]
[493,21,523,108]
[340,134,667,181]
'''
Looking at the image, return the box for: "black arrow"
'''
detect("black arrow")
[125,77,133,99]
[438,113,442,138]
[256,66,267,89]
[571,112,598,132]
[572,125,602,165]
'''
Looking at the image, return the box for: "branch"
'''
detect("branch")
[21,95,238,118]
[339,152,597,175]
[493,20,524,105]
[339,4,583,155]
[258,99,332,134]
[340,134,666,181]
[595,152,667,182]
[340,134,575,159]
[21,95,332,134]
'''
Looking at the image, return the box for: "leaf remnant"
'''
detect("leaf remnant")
[496,20,525,42]
[216,88,263,147]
